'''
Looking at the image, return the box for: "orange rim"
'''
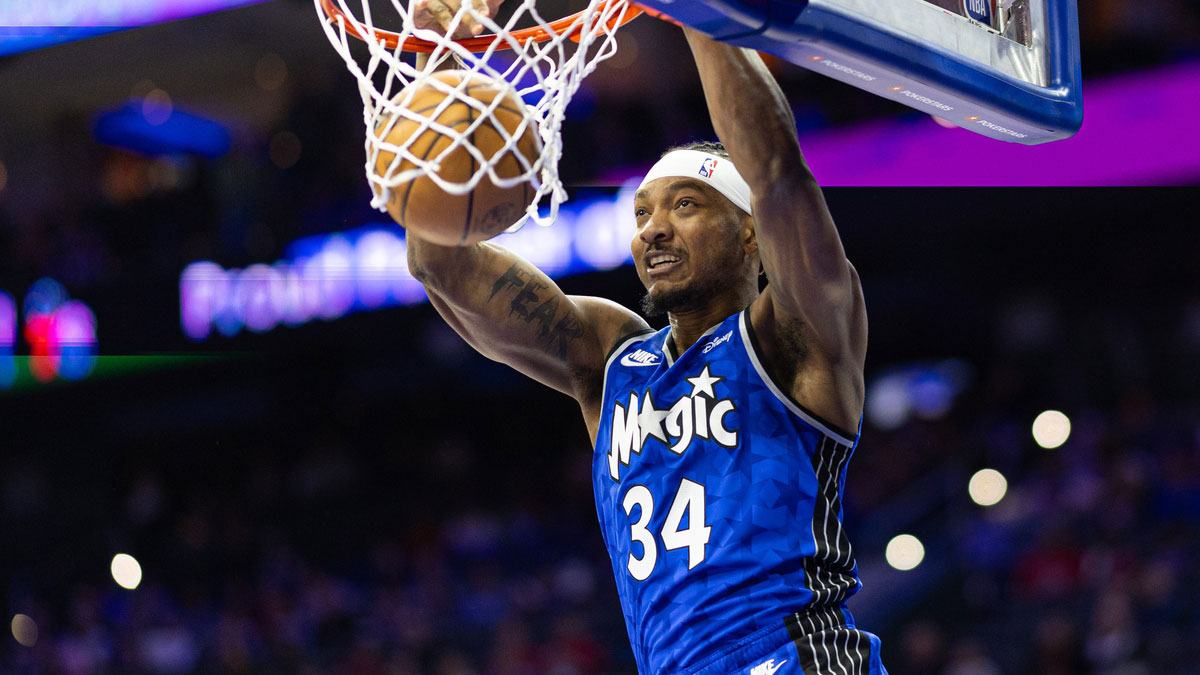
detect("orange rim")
[318,0,643,53]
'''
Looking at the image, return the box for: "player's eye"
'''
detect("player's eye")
[635,206,649,217]
[677,198,695,209]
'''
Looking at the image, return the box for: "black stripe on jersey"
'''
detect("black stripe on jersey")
[664,333,678,364]
[803,437,859,607]
[852,630,873,673]
[788,619,820,675]
[603,328,656,365]
[775,416,876,675]
[781,434,869,674]
[739,308,858,442]
[784,606,873,675]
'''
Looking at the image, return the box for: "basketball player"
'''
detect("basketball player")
[406,4,887,673]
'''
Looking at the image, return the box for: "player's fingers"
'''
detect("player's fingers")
[468,0,492,33]
[411,0,430,30]
[424,0,466,37]
[453,0,488,36]
[431,0,484,38]
[412,0,443,31]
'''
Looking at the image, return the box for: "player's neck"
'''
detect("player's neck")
[666,290,756,354]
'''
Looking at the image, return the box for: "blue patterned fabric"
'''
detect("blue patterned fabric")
[593,308,866,675]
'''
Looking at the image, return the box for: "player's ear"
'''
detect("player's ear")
[740,213,758,257]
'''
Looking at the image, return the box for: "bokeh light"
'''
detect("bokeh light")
[10,614,37,647]
[269,131,302,169]
[142,88,173,125]
[968,468,1008,506]
[254,53,288,91]
[1032,409,1071,449]
[111,553,143,590]
[865,374,910,430]
[885,534,925,571]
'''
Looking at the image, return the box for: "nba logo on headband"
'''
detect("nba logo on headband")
[639,150,753,215]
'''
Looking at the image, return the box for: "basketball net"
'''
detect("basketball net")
[315,0,640,230]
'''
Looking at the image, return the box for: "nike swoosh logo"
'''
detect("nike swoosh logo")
[766,660,787,675]
[619,353,661,367]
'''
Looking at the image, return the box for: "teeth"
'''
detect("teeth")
[649,254,680,268]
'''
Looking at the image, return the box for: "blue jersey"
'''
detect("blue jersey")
[593,308,866,675]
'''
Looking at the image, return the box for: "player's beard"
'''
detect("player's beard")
[640,277,722,318]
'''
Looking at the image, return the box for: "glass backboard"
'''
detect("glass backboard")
[633,0,1082,143]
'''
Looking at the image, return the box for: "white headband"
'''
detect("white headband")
[638,150,753,215]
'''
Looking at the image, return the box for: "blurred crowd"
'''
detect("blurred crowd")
[2,312,1198,673]
[867,399,1200,674]
[3,350,637,673]
[5,213,1200,673]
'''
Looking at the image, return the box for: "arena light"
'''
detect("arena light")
[968,468,1008,506]
[865,359,973,430]
[0,1,271,57]
[10,614,37,648]
[111,553,143,590]
[885,534,925,571]
[94,101,231,158]
[1032,410,1071,449]
[14,279,99,385]
[180,184,642,341]
[865,373,909,430]
[796,61,1200,186]
[0,292,14,389]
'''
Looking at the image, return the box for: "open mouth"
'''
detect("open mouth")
[646,251,682,272]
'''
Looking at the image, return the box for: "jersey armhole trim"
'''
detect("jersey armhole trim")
[739,309,858,447]
[603,328,656,366]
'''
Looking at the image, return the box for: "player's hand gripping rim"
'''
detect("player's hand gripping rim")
[413,0,504,38]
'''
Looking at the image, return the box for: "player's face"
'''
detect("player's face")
[632,177,752,316]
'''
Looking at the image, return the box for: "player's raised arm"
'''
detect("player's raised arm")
[682,28,860,353]
[407,237,648,429]
[682,27,867,434]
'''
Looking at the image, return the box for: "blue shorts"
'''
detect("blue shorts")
[680,606,888,675]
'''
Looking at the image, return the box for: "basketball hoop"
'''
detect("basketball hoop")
[315,0,643,230]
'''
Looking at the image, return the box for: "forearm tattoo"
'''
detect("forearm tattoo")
[488,263,584,360]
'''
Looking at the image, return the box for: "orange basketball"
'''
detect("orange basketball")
[372,71,539,247]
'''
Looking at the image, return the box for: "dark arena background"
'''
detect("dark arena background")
[2,1,1199,673]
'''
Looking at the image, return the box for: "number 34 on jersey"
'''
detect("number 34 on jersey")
[623,478,711,581]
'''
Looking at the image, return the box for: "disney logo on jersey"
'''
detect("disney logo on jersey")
[702,330,733,354]
[608,366,736,481]
[619,349,661,367]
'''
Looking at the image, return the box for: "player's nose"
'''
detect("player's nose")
[637,213,673,245]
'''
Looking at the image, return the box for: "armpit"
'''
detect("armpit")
[772,316,811,377]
